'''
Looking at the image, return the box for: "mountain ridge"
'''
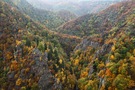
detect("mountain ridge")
[56,0,135,37]
[0,0,135,90]
[3,0,77,29]
[26,0,124,16]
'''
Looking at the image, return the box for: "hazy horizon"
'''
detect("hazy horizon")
[26,0,123,3]
[26,0,123,16]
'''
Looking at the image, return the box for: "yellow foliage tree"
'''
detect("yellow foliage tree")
[16,40,21,46]
[21,86,26,90]
[105,69,112,77]
[129,56,135,61]
[80,71,88,78]
[25,67,30,74]
[111,46,115,52]
[133,49,135,56]
[74,59,79,66]
[10,60,18,70]
[128,80,135,88]
[98,63,105,69]
[98,70,105,78]
[110,55,115,60]
[100,84,105,90]
[108,86,114,90]
[6,51,13,60]
[16,78,22,86]
[56,78,60,84]
[59,59,63,64]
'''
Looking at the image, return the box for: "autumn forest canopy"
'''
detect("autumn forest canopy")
[0,0,135,90]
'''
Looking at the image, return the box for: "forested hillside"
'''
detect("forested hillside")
[0,0,68,89]
[3,0,76,29]
[54,1,135,90]
[56,10,77,22]
[57,0,135,37]
[0,0,135,90]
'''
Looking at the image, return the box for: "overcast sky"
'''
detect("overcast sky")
[26,0,123,6]
[27,0,122,3]
[39,0,120,1]
[38,0,89,2]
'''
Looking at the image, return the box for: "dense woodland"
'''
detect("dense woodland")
[3,0,77,29]
[0,0,135,90]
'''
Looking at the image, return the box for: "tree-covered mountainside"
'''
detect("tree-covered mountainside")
[0,0,135,90]
[55,0,135,90]
[56,10,77,22]
[3,0,76,29]
[0,0,69,89]
[56,0,135,37]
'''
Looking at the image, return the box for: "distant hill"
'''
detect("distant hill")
[56,10,77,22]
[56,0,135,37]
[26,0,124,16]
[3,0,76,29]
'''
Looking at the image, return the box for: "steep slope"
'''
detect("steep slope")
[56,14,92,37]
[52,32,81,57]
[54,0,135,90]
[57,0,135,37]
[0,1,68,89]
[3,0,81,57]
[1,0,135,90]
[56,10,77,22]
[3,0,68,29]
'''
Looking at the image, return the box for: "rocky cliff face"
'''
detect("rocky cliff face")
[31,48,61,90]
[74,37,101,51]
[1,0,135,90]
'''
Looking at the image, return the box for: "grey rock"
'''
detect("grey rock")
[31,48,61,90]
[74,38,100,51]
[8,71,15,80]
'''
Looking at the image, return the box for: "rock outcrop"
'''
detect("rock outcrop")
[31,48,61,90]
